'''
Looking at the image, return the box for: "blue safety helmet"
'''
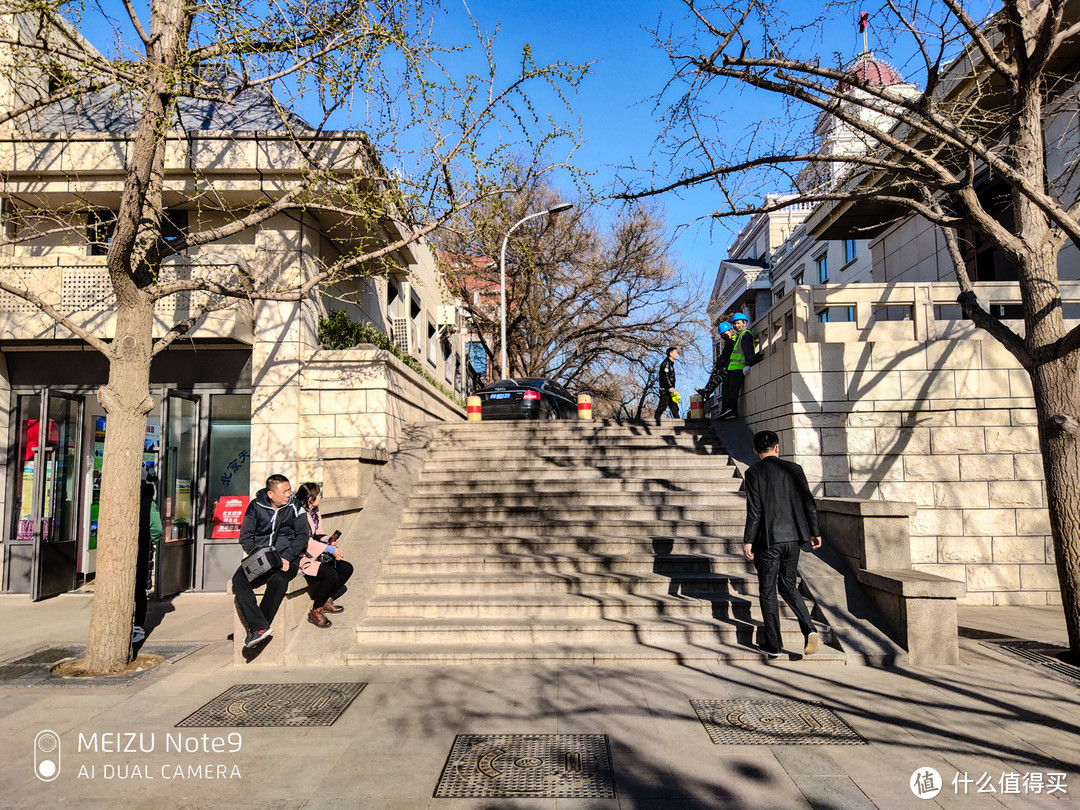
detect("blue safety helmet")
[732,313,749,323]
[717,321,733,334]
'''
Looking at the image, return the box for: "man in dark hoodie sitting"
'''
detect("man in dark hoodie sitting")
[232,474,310,648]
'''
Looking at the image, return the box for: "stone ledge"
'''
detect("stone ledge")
[817,497,917,518]
[857,569,968,599]
[321,497,365,516]
[321,446,389,463]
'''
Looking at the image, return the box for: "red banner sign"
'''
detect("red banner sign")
[211,495,250,539]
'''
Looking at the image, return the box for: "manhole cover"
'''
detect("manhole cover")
[434,734,615,798]
[984,641,1080,687]
[176,682,366,727]
[691,700,866,745]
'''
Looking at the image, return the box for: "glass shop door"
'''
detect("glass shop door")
[18,391,84,601]
[156,392,200,598]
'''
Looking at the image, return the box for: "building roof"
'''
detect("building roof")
[20,67,310,133]
[839,53,907,92]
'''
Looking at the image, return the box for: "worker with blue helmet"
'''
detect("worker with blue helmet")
[696,320,737,401]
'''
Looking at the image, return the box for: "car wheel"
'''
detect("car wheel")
[544,403,559,420]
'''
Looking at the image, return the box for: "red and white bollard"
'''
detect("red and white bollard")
[577,394,592,420]
[689,394,704,420]
[467,395,482,422]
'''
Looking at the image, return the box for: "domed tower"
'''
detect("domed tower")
[797,52,920,193]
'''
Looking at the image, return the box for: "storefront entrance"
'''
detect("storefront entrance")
[1,347,252,598]
[10,391,83,600]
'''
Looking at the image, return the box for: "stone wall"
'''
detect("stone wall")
[744,282,1063,606]
[297,347,464,494]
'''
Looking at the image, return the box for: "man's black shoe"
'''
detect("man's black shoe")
[244,626,273,648]
[760,646,782,659]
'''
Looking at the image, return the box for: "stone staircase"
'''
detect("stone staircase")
[347,419,846,665]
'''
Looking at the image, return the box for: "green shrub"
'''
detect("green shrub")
[317,309,465,407]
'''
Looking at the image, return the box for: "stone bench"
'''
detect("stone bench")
[228,574,310,667]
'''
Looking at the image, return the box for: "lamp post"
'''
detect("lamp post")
[499,202,573,380]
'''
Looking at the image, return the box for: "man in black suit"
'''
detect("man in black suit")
[742,430,822,658]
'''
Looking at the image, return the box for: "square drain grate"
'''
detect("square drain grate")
[0,648,80,681]
[984,641,1080,687]
[176,682,366,727]
[434,734,615,799]
[691,700,866,745]
[0,645,201,687]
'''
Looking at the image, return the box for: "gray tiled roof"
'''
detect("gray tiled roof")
[21,68,311,133]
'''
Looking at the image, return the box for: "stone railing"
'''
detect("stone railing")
[754,280,1080,350]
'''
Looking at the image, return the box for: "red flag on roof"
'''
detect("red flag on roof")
[859,11,869,32]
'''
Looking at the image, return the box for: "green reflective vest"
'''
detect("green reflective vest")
[728,329,756,371]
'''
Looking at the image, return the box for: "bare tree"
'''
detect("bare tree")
[622,0,1080,654]
[439,173,703,407]
[0,0,584,673]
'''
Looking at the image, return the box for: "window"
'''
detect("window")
[86,210,116,256]
[844,239,857,264]
[793,271,804,287]
[816,254,829,283]
[162,210,189,247]
[467,341,487,376]
[387,280,400,306]
[427,320,437,367]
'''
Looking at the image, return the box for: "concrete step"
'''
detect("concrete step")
[403,490,746,509]
[417,469,740,485]
[380,552,750,576]
[372,571,759,597]
[354,615,832,645]
[425,443,726,458]
[395,519,745,539]
[431,421,712,437]
[399,505,748,524]
[388,536,746,555]
[422,454,737,471]
[410,478,743,495]
[345,639,845,665]
[362,591,786,620]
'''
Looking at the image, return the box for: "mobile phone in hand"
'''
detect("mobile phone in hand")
[327,530,342,544]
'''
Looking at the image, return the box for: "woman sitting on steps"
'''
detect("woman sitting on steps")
[295,482,355,629]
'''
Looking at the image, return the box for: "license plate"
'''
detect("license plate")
[491,393,511,400]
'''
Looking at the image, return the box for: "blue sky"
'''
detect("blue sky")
[76,0,895,388]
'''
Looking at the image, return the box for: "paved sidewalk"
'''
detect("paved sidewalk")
[0,593,1077,809]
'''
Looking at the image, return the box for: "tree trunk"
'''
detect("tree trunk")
[83,299,155,674]
[1030,357,1080,655]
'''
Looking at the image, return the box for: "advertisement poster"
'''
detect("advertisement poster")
[211,495,250,539]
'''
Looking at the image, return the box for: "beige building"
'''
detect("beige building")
[708,51,1076,605]
[0,13,465,599]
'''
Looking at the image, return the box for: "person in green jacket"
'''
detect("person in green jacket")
[697,321,735,401]
[718,312,757,420]
[133,479,162,645]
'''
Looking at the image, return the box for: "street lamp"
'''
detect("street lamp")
[499,202,574,379]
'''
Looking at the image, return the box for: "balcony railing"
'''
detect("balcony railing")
[0,261,253,341]
[753,281,1080,354]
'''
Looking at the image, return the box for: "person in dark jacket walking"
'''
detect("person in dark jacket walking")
[231,474,310,648]
[742,430,822,658]
[697,321,735,401]
[654,347,679,425]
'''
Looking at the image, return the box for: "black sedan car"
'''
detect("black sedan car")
[476,378,576,420]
